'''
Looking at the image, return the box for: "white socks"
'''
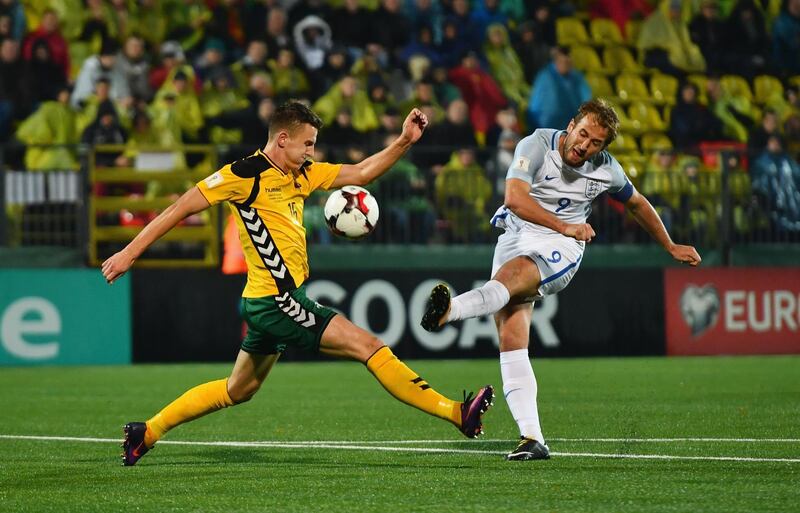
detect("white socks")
[500,349,545,444]
[446,280,510,322]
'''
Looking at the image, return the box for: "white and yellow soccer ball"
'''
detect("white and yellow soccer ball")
[323,185,380,239]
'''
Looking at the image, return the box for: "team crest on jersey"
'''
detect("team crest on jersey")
[585,179,601,199]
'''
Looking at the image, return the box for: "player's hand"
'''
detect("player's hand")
[563,223,595,242]
[401,108,429,144]
[101,249,135,284]
[669,244,701,266]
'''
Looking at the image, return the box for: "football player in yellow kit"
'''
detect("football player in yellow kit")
[102,101,494,465]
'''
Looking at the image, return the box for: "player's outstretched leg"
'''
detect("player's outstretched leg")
[421,283,451,332]
[365,345,494,438]
[120,378,236,466]
[421,281,511,332]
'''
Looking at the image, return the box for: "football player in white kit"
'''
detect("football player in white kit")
[420,99,701,460]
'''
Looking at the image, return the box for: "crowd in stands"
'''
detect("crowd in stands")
[0,0,799,245]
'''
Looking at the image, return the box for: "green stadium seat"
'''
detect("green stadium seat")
[615,73,650,103]
[753,75,784,106]
[585,72,615,99]
[640,132,673,153]
[589,18,624,47]
[627,101,667,132]
[603,45,643,75]
[570,45,605,74]
[609,131,639,153]
[624,19,643,46]
[557,17,590,47]
[650,73,679,105]
[720,75,753,102]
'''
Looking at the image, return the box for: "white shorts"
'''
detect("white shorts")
[491,230,584,300]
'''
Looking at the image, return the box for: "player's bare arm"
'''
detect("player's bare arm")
[101,187,211,283]
[625,190,701,266]
[505,178,596,242]
[330,108,428,188]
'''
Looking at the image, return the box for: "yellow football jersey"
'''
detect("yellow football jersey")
[197,149,341,297]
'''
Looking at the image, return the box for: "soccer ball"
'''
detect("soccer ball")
[324,185,380,239]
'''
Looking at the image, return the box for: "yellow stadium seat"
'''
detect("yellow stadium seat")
[627,101,667,132]
[570,45,605,74]
[640,132,673,153]
[686,74,709,105]
[608,131,639,153]
[615,73,650,103]
[585,72,615,99]
[790,76,800,88]
[602,45,643,75]
[650,73,679,105]
[753,75,784,105]
[556,17,590,47]
[624,19,642,46]
[589,18,624,46]
[720,75,753,102]
[616,153,647,183]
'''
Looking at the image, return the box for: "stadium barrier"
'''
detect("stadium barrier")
[2,143,799,268]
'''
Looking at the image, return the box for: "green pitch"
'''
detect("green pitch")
[1,356,799,512]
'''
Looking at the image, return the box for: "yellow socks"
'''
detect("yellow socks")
[144,378,235,447]
[366,346,461,426]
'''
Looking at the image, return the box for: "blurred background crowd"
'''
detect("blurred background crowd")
[1,0,799,248]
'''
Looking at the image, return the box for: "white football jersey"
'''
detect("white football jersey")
[491,128,633,237]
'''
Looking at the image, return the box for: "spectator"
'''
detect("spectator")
[637,0,706,75]
[288,0,330,29]
[194,37,228,84]
[401,24,444,68]
[529,2,556,46]
[261,7,291,54]
[230,39,270,95]
[434,147,493,242]
[75,76,128,136]
[485,105,520,147]
[201,71,249,144]
[330,0,371,55]
[371,132,437,243]
[71,39,131,109]
[293,15,332,72]
[20,39,66,112]
[153,69,203,142]
[312,75,379,132]
[15,85,78,171]
[415,98,477,168]
[448,50,507,138]
[429,65,461,105]
[668,82,722,152]
[689,0,726,73]
[483,23,529,112]
[772,0,800,76]
[749,109,781,154]
[162,0,212,55]
[118,35,152,102]
[323,108,361,161]
[81,100,127,167]
[722,0,769,78]
[22,9,70,80]
[130,0,167,50]
[206,0,247,50]
[269,48,311,103]
[526,46,591,131]
[149,40,187,93]
[0,0,26,41]
[470,0,510,44]
[403,0,444,44]
[369,0,413,66]
[589,0,652,36]
[0,39,22,138]
[706,75,757,143]
[513,21,551,84]
[437,18,469,68]
[445,0,481,51]
[752,134,800,233]
[207,97,275,149]
[401,79,445,124]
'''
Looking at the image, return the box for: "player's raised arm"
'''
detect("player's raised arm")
[329,108,428,188]
[623,189,701,266]
[505,178,596,242]
[101,187,211,283]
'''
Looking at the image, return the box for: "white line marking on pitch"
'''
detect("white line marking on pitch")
[1,434,799,463]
